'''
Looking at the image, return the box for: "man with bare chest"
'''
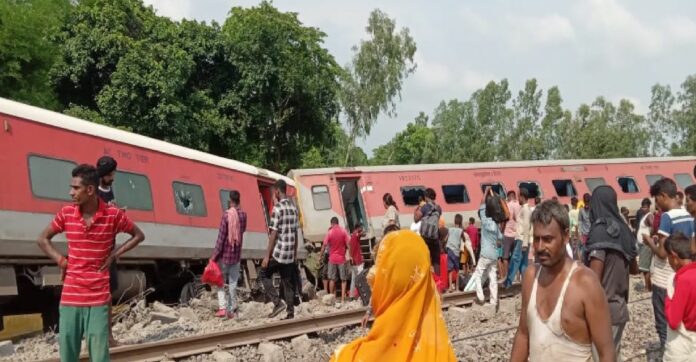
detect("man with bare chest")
[511,200,615,362]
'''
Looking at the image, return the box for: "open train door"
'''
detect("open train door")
[334,171,373,264]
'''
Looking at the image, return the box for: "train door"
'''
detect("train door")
[258,182,273,228]
[336,178,368,233]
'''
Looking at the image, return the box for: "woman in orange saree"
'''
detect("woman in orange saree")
[331,230,457,362]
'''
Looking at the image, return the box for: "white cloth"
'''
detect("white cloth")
[461,232,477,265]
[410,221,421,235]
[471,257,497,306]
[528,262,592,362]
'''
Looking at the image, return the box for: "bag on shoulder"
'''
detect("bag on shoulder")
[420,204,441,240]
[485,195,509,223]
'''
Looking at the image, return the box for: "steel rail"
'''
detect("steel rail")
[38,285,521,362]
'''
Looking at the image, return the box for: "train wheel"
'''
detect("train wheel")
[179,281,206,305]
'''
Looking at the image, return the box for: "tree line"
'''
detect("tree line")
[1,0,694,173]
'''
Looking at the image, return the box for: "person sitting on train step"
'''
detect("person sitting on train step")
[645,178,695,350]
[382,193,400,231]
[414,188,443,272]
[319,217,351,305]
[663,232,696,362]
[260,179,300,319]
[348,223,365,300]
[510,200,615,362]
[331,230,457,362]
[585,186,638,362]
[210,190,247,319]
[37,164,145,362]
[96,155,120,347]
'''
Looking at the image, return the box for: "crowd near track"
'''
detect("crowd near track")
[37,286,521,362]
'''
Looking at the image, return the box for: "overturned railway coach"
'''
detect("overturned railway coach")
[289,157,696,259]
[0,98,305,303]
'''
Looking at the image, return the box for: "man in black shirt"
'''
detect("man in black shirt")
[96,156,119,346]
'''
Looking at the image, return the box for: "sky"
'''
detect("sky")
[142,0,696,155]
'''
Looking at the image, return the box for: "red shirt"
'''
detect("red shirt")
[349,231,363,265]
[51,200,134,307]
[323,225,349,264]
[466,225,480,250]
[666,262,696,331]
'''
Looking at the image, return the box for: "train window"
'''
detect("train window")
[113,171,153,210]
[442,185,470,204]
[219,189,232,211]
[518,181,542,199]
[617,176,640,194]
[674,173,694,189]
[584,177,606,193]
[646,174,664,187]
[311,185,331,210]
[480,183,506,199]
[552,179,577,197]
[172,181,207,216]
[27,155,77,201]
[401,186,426,206]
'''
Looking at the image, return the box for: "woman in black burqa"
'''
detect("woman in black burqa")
[584,185,638,262]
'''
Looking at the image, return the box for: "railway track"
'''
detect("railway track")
[38,285,521,362]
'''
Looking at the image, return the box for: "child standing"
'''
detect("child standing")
[663,232,696,361]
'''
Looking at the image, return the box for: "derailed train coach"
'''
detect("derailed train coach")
[0,97,306,306]
[289,157,696,263]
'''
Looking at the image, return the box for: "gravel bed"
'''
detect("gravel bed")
[2,277,661,361]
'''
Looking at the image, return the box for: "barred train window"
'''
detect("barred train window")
[585,177,606,193]
[401,186,425,206]
[311,185,331,210]
[674,173,694,190]
[28,155,76,201]
[480,183,506,199]
[617,177,639,194]
[442,184,470,204]
[552,179,577,197]
[113,170,153,210]
[646,175,664,187]
[518,181,542,199]
[173,181,207,216]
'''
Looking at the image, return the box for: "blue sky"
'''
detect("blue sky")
[143,0,696,155]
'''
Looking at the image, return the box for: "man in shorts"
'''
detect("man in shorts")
[319,217,351,305]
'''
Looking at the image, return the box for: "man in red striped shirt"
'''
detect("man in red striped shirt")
[38,164,144,362]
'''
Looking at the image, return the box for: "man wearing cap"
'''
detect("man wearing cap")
[96,156,120,346]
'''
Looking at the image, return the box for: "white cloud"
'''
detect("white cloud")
[460,70,496,92]
[142,0,193,20]
[664,16,696,45]
[505,14,576,48]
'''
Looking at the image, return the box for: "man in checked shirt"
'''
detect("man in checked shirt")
[260,179,300,319]
[210,190,247,319]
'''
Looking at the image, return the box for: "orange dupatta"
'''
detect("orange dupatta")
[331,230,457,362]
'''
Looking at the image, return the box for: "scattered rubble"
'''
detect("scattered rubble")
[1,276,661,362]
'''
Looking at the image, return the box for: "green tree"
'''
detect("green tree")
[340,9,417,165]
[0,0,71,109]
[509,79,543,160]
[671,75,696,155]
[221,2,343,171]
[646,84,674,156]
[300,123,367,168]
[371,121,436,165]
[540,86,571,159]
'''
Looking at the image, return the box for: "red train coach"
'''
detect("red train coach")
[0,98,303,302]
[289,157,696,259]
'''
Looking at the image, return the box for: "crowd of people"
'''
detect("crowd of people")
[37,156,696,361]
[333,173,696,361]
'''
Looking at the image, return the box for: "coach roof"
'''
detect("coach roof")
[288,156,696,177]
[1,97,292,184]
